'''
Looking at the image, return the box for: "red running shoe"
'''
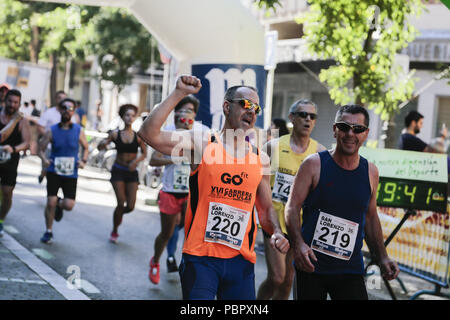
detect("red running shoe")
[109,232,119,244]
[149,257,160,284]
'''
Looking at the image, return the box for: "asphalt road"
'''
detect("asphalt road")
[5,156,184,299]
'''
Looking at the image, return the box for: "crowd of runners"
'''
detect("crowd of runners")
[0,75,400,300]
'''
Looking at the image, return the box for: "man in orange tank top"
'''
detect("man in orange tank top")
[138,75,289,300]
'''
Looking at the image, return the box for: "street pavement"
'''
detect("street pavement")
[0,156,449,301]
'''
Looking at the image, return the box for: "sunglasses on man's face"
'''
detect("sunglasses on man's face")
[335,122,368,134]
[179,117,194,124]
[228,99,261,115]
[291,111,317,120]
[60,104,74,112]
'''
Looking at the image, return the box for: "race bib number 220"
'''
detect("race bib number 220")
[204,202,250,250]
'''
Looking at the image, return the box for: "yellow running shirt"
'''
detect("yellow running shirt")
[270,134,318,234]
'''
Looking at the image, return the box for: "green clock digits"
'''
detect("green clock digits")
[376,177,446,212]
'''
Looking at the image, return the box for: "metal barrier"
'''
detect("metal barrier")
[365,207,450,300]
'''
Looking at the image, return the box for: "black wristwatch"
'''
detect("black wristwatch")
[12,146,16,153]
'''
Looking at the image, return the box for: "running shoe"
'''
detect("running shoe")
[0,223,4,237]
[55,197,63,222]
[166,256,178,273]
[40,231,53,244]
[109,232,119,244]
[149,257,160,284]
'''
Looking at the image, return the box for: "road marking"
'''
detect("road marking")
[80,279,101,294]
[0,277,47,285]
[19,199,37,205]
[32,248,54,260]
[1,233,90,300]
[3,225,19,234]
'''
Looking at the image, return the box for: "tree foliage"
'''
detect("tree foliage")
[254,0,282,11]
[0,1,159,95]
[0,0,61,61]
[295,0,426,120]
[88,8,158,92]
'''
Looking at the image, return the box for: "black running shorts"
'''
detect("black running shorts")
[46,171,77,199]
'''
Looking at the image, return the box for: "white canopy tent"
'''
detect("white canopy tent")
[29,0,270,129]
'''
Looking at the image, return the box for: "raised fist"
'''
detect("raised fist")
[176,75,202,95]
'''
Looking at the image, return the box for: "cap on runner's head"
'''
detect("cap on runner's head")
[0,83,11,90]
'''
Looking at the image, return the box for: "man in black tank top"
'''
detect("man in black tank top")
[0,89,31,237]
[285,105,399,300]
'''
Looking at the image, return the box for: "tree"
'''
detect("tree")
[0,1,99,105]
[35,5,100,105]
[297,0,427,147]
[0,0,62,62]
[88,8,159,94]
[257,0,426,147]
[254,0,282,11]
[0,2,160,106]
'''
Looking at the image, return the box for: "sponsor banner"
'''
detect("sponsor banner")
[364,207,450,285]
[359,147,448,183]
[360,147,447,212]
[360,147,449,283]
[192,64,266,130]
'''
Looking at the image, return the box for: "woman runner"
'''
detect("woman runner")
[98,104,147,243]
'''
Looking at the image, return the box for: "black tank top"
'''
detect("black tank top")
[0,119,22,168]
[114,130,139,154]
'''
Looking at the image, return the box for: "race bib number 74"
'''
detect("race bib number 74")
[272,172,294,203]
[311,211,359,261]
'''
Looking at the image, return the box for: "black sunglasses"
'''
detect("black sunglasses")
[335,122,368,134]
[291,111,317,120]
[60,104,74,112]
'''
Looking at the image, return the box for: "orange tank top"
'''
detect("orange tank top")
[183,133,262,263]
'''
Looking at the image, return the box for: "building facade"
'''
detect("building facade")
[244,0,450,150]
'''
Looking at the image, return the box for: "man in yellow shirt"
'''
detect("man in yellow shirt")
[258,99,326,300]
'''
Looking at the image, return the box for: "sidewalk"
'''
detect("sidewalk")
[0,232,89,300]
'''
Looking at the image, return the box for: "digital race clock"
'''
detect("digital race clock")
[359,147,448,213]
[376,177,447,212]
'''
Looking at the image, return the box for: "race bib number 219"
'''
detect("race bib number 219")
[311,211,359,261]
